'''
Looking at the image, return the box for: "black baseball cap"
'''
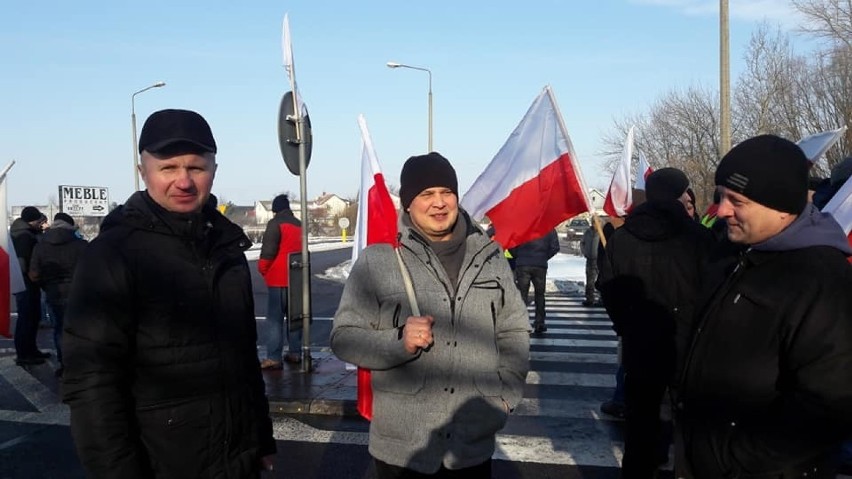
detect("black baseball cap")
[138,109,217,155]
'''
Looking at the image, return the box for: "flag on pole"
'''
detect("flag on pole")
[281,13,308,118]
[0,162,24,338]
[603,126,634,217]
[824,174,852,236]
[461,86,593,250]
[352,115,399,420]
[634,149,653,191]
[796,126,847,164]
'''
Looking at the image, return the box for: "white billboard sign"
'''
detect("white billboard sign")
[59,185,110,217]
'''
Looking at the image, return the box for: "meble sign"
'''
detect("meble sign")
[59,185,110,217]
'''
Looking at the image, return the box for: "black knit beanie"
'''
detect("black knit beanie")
[272,194,291,213]
[399,152,458,209]
[715,134,808,214]
[20,206,42,223]
[645,168,689,202]
[53,212,75,226]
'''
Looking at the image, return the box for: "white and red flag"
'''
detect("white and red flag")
[352,115,399,420]
[0,162,24,338]
[461,86,593,250]
[603,125,634,217]
[823,173,852,236]
[634,149,653,191]
[281,13,308,118]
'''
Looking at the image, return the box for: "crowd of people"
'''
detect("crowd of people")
[6,106,851,478]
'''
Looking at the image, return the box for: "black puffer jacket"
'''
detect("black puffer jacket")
[10,217,41,290]
[597,200,713,376]
[62,192,275,479]
[29,222,87,305]
[678,204,852,478]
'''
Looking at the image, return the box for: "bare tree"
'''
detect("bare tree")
[793,0,852,48]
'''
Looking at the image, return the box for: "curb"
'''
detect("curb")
[268,398,359,417]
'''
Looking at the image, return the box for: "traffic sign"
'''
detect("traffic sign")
[277,91,313,176]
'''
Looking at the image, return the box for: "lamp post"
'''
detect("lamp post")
[131,81,166,191]
[387,61,432,152]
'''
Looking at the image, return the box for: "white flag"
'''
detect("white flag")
[796,126,846,163]
[281,13,308,117]
[635,150,653,191]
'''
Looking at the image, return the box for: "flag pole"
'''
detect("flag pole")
[544,86,607,246]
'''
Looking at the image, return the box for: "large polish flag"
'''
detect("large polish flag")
[461,86,593,250]
[603,126,634,217]
[634,149,653,191]
[352,115,399,420]
[797,126,846,164]
[0,162,24,337]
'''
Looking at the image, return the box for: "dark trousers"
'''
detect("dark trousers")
[374,458,491,479]
[515,266,547,324]
[621,363,670,478]
[46,302,65,364]
[14,289,42,359]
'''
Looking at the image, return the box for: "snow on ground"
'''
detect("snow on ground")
[243,240,351,261]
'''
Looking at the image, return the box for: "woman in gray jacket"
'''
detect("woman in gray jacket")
[331,153,530,478]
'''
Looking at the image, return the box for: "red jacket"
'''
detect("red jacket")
[258,210,302,287]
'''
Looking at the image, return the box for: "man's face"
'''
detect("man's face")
[716,186,796,244]
[407,187,459,242]
[679,190,694,217]
[138,151,217,214]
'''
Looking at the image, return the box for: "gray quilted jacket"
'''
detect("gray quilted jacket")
[331,213,530,473]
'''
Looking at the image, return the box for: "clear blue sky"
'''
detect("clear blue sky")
[0,0,803,209]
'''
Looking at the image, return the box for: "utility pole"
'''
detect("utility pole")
[720,0,731,156]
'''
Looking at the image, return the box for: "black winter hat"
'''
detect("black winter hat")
[138,109,217,155]
[53,212,75,226]
[715,134,808,214]
[645,168,689,203]
[272,194,291,213]
[20,206,42,223]
[399,152,458,209]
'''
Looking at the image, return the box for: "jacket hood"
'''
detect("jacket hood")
[41,222,79,245]
[622,200,693,242]
[752,203,852,255]
[101,191,249,249]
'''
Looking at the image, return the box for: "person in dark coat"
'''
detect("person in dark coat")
[10,206,48,366]
[677,135,852,478]
[28,212,87,376]
[597,168,713,478]
[61,109,276,478]
[509,229,560,335]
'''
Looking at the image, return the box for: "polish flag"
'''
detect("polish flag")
[0,162,24,337]
[603,126,634,217]
[281,13,307,118]
[634,149,653,191]
[461,86,593,250]
[797,126,846,164]
[823,173,852,236]
[352,115,399,420]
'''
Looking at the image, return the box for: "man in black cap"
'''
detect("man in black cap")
[62,109,276,477]
[677,134,852,478]
[258,194,303,368]
[597,167,713,478]
[332,152,529,478]
[10,206,48,365]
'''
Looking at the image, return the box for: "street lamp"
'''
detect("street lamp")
[387,61,432,152]
[131,81,166,191]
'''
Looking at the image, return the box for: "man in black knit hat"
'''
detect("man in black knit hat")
[10,206,48,365]
[676,134,852,478]
[597,167,713,478]
[332,152,529,478]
